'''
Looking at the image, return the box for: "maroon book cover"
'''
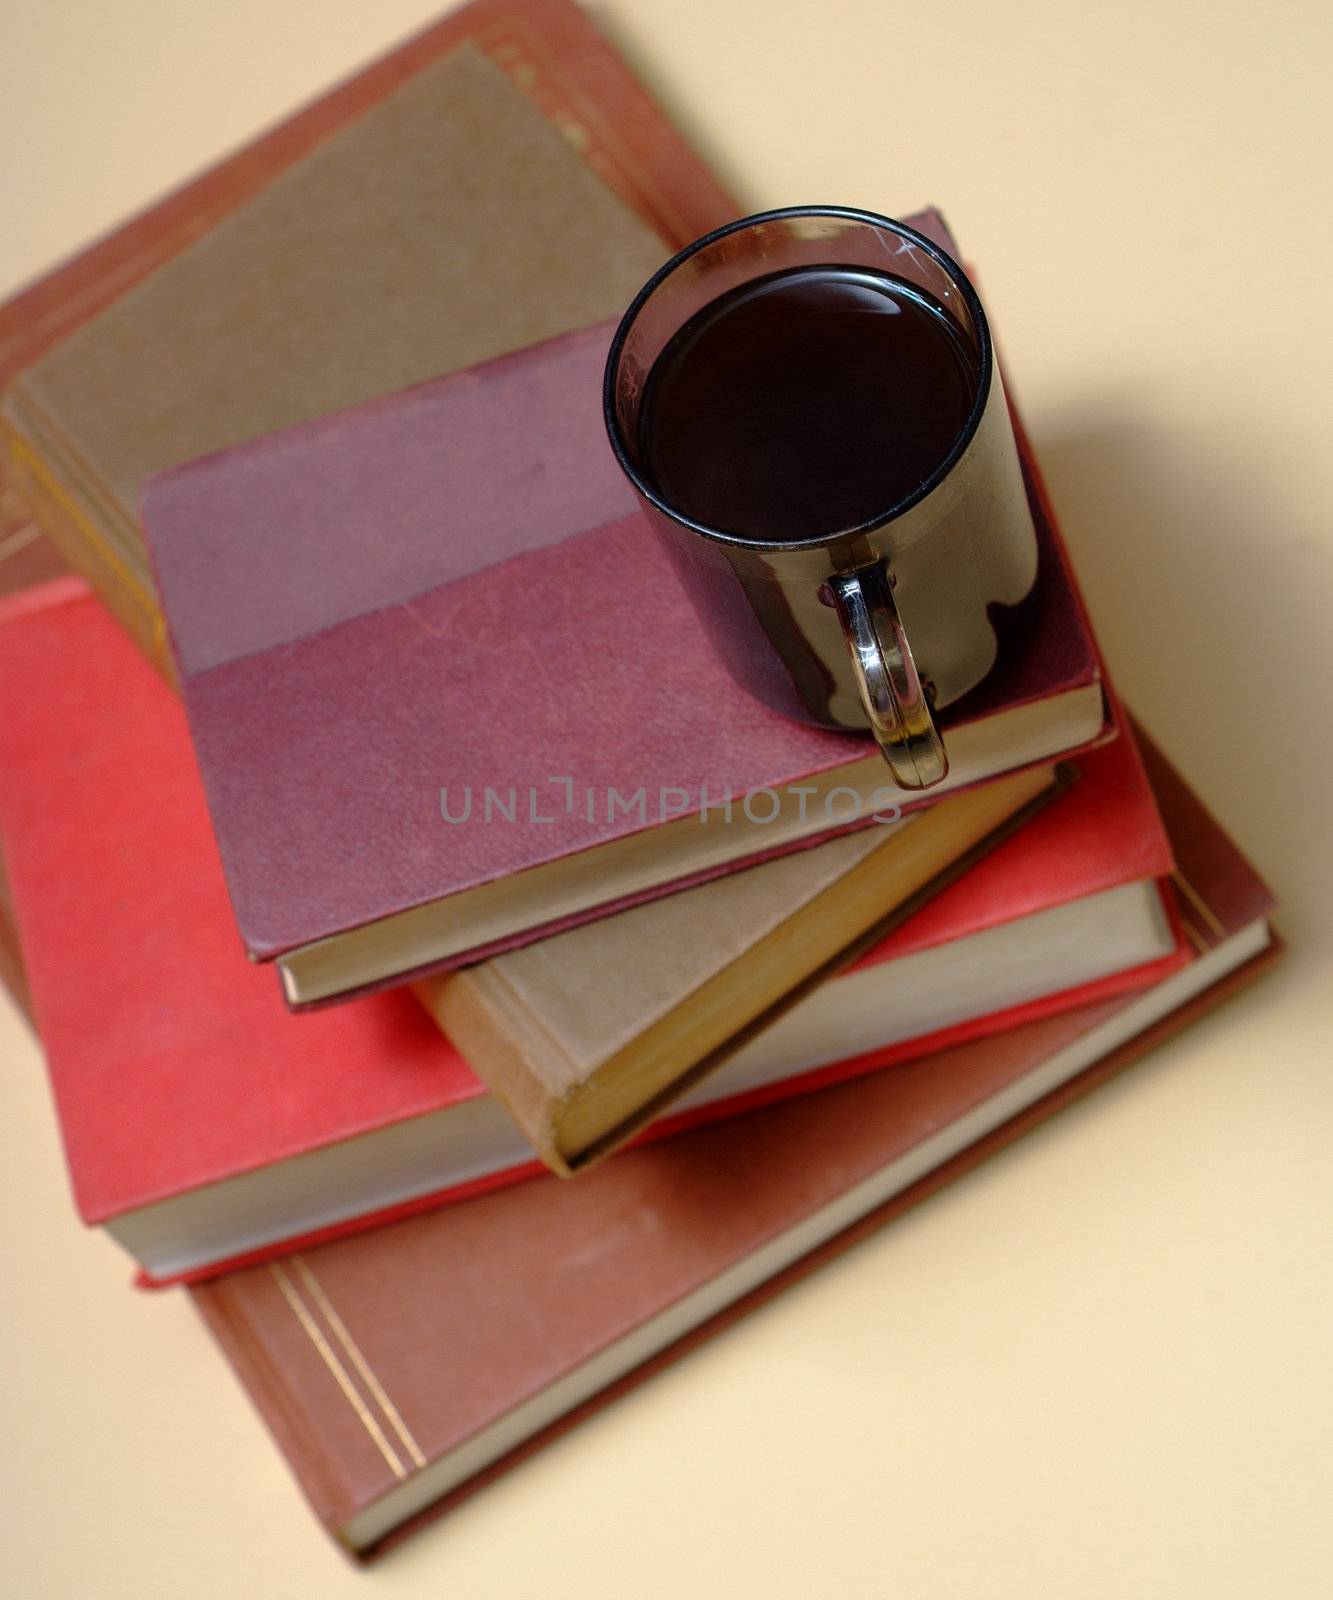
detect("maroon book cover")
[190,745,1277,1555]
[141,234,1107,1004]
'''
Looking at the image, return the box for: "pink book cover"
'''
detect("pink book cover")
[139,225,1106,1001]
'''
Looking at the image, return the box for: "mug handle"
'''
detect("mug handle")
[826,563,949,790]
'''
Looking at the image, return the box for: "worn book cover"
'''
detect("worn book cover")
[1,0,738,669]
[140,277,1107,1005]
[190,772,1277,1554]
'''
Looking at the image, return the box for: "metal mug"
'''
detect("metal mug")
[603,205,1039,791]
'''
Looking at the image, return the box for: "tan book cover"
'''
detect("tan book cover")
[2,43,673,669]
[416,762,1057,1172]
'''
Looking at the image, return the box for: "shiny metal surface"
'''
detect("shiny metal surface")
[827,565,948,790]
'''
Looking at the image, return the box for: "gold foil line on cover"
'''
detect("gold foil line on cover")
[1171,870,1226,939]
[291,1255,427,1471]
[267,1261,408,1481]
[1180,917,1209,956]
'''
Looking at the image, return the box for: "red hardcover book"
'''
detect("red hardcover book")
[140,280,1108,1007]
[190,807,1277,1557]
[1,583,1163,1286]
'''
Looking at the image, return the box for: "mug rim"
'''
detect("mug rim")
[602,203,995,555]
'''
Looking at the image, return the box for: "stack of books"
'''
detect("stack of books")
[0,0,1280,1560]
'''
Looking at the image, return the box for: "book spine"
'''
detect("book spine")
[425,967,575,1175]
[0,418,173,681]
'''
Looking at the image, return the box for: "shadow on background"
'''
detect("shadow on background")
[1034,408,1326,960]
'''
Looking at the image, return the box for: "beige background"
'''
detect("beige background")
[2,0,1331,1593]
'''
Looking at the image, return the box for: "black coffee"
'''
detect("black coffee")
[636,265,980,543]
